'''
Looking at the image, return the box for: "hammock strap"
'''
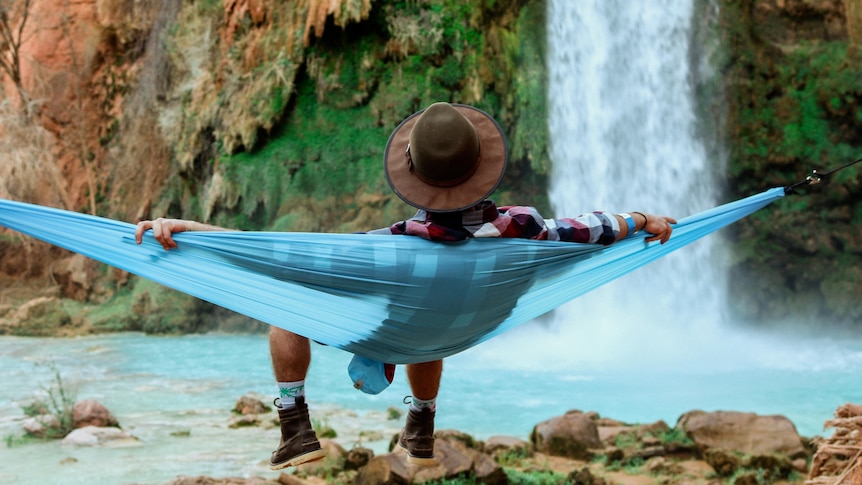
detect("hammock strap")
[785,156,862,194]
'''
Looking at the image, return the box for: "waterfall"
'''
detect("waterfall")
[548,0,725,368]
[542,0,728,370]
[464,1,744,372]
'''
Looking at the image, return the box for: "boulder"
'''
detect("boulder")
[295,439,346,476]
[566,466,607,485]
[344,446,375,470]
[531,410,602,460]
[436,437,507,485]
[354,435,505,485]
[642,456,683,476]
[233,393,271,415]
[227,414,261,428]
[677,410,807,458]
[72,399,119,428]
[411,439,474,484]
[164,477,276,485]
[485,435,532,460]
[22,414,61,438]
[51,254,96,301]
[61,426,139,447]
[704,447,741,477]
[7,296,73,335]
[276,474,315,485]
[354,453,413,485]
[471,449,508,484]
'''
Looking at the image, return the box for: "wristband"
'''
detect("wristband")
[619,213,635,235]
[632,211,647,232]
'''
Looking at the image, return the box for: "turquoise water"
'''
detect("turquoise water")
[1,327,860,485]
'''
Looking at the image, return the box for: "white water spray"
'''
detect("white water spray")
[464,1,752,372]
[548,2,722,319]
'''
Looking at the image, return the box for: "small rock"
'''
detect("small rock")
[61,426,139,447]
[345,446,374,470]
[228,414,261,428]
[22,414,61,438]
[485,435,532,460]
[566,466,605,485]
[233,393,271,415]
[531,411,602,460]
[704,448,740,477]
[72,399,119,428]
[643,456,683,475]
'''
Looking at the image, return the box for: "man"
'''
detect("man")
[135,102,676,469]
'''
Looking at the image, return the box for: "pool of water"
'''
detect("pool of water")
[1,326,859,485]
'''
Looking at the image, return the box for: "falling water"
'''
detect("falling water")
[543,0,729,369]
[475,1,745,371]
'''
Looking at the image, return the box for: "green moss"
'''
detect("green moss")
[206,0,552,231]
[127,279,207,335]
[719,1,862,326]
[88,288,142,332]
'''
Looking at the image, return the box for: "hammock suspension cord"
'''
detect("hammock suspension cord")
[785,156,862,194]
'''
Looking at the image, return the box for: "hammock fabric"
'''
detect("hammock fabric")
[0,188,784,389]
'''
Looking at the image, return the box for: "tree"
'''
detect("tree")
[0,0,32,108]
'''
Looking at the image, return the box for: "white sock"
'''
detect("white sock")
[410,396,436,413]
[277,380,305,409]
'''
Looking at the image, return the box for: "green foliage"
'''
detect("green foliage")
[41,362,77,438]
[4,433,36,448]
[15,361,79,441]
[311,417,338,439]
[386,407,403,420]
[159,0,550,234]
[128,279,208,335]
[419,478,477,485]
[20,400,47,417]
[591,453,609,466]
[657,427,694,446]
[622,456,645,474]
[215,77,391,231]
[614,431,639,449]
[719,2,862,326]
[503,469,568,485]
[495,446,531,467]
[88,286,142,332]
[728,39,862,194]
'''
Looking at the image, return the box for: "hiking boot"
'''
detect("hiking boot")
[397,407,436,465]
[270,397,325,470]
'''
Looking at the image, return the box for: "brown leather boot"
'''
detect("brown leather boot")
[269,397,325,470]
[397,407,436,465]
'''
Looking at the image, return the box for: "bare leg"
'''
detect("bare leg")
[405,359,443,400]
[269,327,311,381]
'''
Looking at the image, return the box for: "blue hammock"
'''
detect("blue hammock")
[0,188,784,389]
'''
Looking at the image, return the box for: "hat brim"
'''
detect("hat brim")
[384,104,508,212]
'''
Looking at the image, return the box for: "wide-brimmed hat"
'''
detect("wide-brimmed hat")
[383,102,508,212]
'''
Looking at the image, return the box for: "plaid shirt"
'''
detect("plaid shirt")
[370,200,620,245]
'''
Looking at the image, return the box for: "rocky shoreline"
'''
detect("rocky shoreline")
[3,281,859,484]
[16,390,862,485]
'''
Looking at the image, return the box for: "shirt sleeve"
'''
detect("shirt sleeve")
[547,212,620,245]
[497,206,620,245]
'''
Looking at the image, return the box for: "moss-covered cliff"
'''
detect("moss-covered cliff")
[111,0,550,234]
[718,0,862,328]
[1,0,550,334]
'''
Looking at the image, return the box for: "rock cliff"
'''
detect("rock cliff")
[0,0,860,334]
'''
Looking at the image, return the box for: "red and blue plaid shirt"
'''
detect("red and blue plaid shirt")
[371,200,620,245]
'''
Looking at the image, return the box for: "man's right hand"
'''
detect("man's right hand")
[135,218,192,250]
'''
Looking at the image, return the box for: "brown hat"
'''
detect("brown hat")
[383,102,508,212]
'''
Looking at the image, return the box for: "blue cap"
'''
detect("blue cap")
[348,354,395,395]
